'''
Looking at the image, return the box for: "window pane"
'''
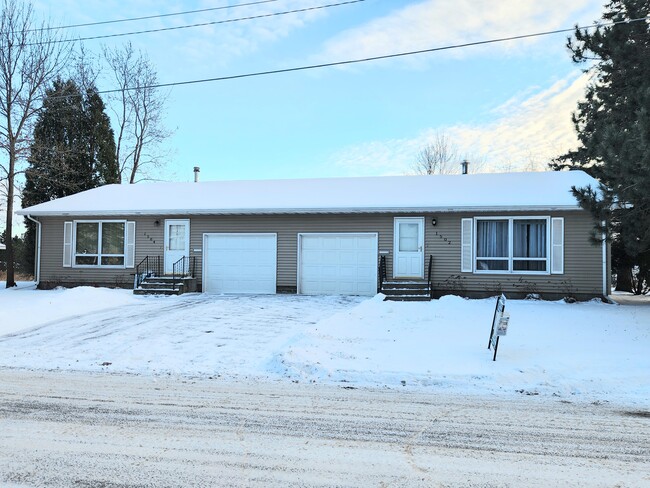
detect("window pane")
[76,223,98,254]
[101,256,125,266]
[477,259,508,271]
[476,220,508,257]
[513,260,547,272]
[168,224,185,251]
[75,255,98,265]
[513,220,546,258]
[102,223,125,255]
[398,223,419,252]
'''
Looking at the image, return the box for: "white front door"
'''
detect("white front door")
[393,217,424,278]
[164,219,190,274]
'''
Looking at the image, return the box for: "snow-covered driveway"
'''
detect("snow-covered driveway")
[2,285,649,404]
[0,293,364,377]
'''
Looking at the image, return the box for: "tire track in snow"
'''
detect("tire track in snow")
[0,294,364,374]
[0,370,648,487]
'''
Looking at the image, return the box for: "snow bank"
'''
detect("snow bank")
[1,286,648,405]
[275,295,650,404]
[0,283,138,336]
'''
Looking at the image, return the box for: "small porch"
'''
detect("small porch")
[378,255,434,301]
[133,256,197,296]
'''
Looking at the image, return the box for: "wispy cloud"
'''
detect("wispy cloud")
[169,0,331,68]
[329,72,588,175]
[318,0,601,64]
[40,0,335,74]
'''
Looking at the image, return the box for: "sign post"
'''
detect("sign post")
[488,294,508,361]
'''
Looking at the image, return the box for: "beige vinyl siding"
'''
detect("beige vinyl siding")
[427,210,604,298]
[35,210,605,298]
[37,215,165,288]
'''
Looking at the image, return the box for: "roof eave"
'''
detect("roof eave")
[17,204,584,217]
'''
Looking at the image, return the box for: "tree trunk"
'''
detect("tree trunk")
[4,168,16,288]
[615,265,633,293]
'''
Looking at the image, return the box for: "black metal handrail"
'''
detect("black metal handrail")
[377,255,387,293]
[135,255,162,288]
[427,255,434,298]
[171,256,196,290]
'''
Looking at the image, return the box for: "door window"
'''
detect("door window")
[168,224,185,251]
[398,223,419,252]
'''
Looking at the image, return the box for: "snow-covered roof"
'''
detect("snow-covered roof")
[17,171,598,217]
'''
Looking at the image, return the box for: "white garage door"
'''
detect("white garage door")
[299,233,378,296]
[203,233,277,294]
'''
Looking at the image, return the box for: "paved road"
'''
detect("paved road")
[0,370,648,487]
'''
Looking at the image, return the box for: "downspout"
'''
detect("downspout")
[26,215,41,286]
[601,220,608,299]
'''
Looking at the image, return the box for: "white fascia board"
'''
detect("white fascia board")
[17,204,584,217]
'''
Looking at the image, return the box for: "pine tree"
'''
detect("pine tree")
[552,0,650,294]
[22,78,118,274]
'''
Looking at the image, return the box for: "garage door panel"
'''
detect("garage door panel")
[299,233,377,296]
[204,234,276,294]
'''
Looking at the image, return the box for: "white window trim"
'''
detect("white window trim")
[473,216,551,275]
[72,220,128,269]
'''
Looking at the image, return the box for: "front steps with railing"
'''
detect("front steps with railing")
[378,255,434,301]
[381,280,432,301]
[134,275,197,295]
[134,255,197,296]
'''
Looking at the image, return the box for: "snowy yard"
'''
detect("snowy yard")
[1,283,648,406]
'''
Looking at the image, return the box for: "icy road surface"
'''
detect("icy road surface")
[0,370,648,487]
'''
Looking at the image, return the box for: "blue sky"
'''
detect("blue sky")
[34,0,604,183]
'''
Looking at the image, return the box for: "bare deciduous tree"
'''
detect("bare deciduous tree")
[413,133,459,175]
[0,0,69,287]
[104,42,170,184]
[413,132,488,175]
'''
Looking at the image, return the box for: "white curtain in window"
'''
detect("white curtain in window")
[513,220,546,258]
[476,220,508,257]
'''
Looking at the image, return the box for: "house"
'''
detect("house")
[17,170,610,300]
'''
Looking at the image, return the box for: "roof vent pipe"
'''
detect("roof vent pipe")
[194,166,200,182]
[461,160,469,175]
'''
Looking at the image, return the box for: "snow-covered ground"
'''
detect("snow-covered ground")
[1,283,648,406]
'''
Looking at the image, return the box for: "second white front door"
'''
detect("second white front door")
[164,219,190,274]
[393,217,424,278]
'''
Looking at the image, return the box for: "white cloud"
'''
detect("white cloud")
[329,72,588,175]
[318,0,601,64]
[161,0,333,71]
[447,73,588,171]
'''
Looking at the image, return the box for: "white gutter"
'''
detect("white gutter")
[602,221,608,298]
[25,215,41,286]
[15,204,585,218]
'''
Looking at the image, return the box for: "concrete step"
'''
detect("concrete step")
[134,288,183,296]
[383,295,432,302]
[139,281,185,290]
[381,280,432,301]
[134,276,197,295]
[381,288,430,296]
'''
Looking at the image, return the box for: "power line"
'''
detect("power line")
[35,0,285,31]
[37,0,366,45]
[93,15,650,95]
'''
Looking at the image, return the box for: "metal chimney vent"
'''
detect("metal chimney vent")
[193,166,200,182]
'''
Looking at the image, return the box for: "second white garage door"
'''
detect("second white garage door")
[299,233,378,296]
[203,233,277,294]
